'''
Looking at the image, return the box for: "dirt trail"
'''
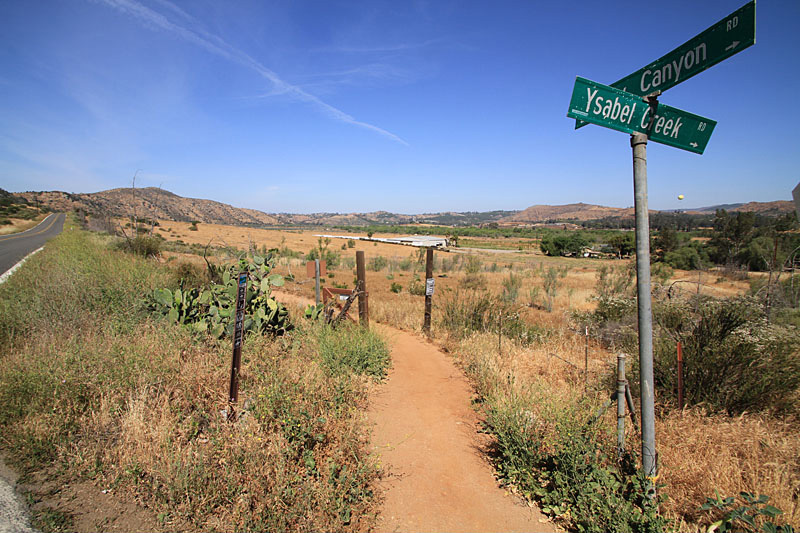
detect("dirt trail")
[276,292,556,532]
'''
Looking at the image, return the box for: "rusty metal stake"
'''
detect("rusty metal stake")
[677,341,684,410]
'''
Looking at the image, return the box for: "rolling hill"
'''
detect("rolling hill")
[17,187,794,227]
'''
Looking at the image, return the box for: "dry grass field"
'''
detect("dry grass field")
[150,220,796,531]
[0,213,48,235]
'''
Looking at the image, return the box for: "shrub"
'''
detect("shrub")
[464,255,482,274]
[172,261,208,287]
[501,272,522,304]
[408,278,426,296]
[700,492,793,532]
[460,273,487,290]
[347,239,355,248]
[117,235,161,257]
[314,323,390,378]
[147,254,291,338]
[651,297,800,415]
[390,282,402,294]
[485,391,668,533]
[542,266,568,312]
[663,245,703,270]
[368,255,388,271]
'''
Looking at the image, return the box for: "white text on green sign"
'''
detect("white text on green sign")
[576,1,754,129]
[617,1,755,95]
[567,77,716,154]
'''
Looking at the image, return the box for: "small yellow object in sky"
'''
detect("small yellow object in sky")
[678,194,684,200]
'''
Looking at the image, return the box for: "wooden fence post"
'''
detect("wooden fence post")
[423,248,433,334]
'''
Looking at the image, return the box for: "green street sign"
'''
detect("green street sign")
[576,1,755,129]
[567,77,716,154]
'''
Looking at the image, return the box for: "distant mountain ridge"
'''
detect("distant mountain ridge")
[498,202,637,224]
[686,201,793,216]
[17,188,793,227]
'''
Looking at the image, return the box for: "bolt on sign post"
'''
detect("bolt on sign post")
[566,0,755,484]
[423,248,434,334]
[356,251,369,327]
[228,272,248,407]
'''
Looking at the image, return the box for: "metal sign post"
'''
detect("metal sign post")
[631,132,657,479]
[228,272,248,406]
[567,1,756,485]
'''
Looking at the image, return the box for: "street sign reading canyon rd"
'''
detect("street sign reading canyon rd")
[576,1,755,129]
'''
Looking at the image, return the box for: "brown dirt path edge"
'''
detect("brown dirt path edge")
[369,325,556,533]
[275,292,557,533]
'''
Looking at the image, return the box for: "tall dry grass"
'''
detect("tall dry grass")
[0,225,384,531]
[440,322,799,531]
[657,410,799,529]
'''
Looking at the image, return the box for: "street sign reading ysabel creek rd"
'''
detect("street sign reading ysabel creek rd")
[567,77,717,154]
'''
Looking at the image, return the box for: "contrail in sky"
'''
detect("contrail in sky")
[95,0,409,146]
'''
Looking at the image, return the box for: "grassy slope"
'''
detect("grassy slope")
[0,225,387,532]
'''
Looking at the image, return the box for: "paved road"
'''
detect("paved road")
[0,213,65,276]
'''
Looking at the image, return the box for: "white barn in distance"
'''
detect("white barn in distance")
[315,234,449,248]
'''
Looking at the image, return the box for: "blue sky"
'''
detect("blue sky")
[1,0,797,214]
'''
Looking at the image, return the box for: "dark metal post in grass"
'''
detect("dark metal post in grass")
[617,353,627,459]
[423,248,434,334]
[356,251,369,327]
[631,130,657,482]
[584,325,589,391]
[677,341,684,409]
[228,272,247,411]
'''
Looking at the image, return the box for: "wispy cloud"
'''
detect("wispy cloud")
[330,38,444,54]
[94,0,409,146]
[292,63,415,95]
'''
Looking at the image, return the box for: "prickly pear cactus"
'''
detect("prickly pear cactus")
[147,253,291,338]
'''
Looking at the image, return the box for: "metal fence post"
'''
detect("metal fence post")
[617,353,627,459]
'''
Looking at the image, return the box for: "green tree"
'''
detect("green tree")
[540,233,588,257]
[654,226,678,260]
[709,209,755,266]
[608,232,635,258]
